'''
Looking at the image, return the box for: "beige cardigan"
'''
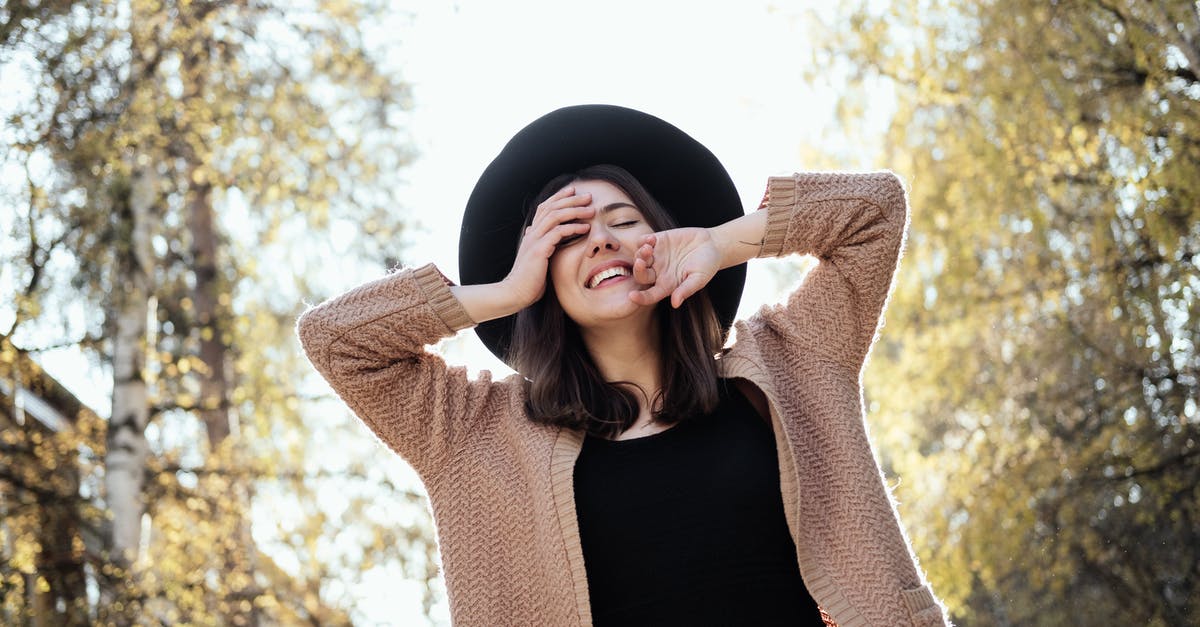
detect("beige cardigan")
[297,172,950,626]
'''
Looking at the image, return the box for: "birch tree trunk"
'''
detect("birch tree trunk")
[103,161,157,583]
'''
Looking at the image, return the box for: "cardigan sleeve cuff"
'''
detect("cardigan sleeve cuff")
[412,263,477,333]
[901,584,950,626]
[758,176,795,258]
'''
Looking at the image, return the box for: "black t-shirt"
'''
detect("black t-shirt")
[573,381,825,626]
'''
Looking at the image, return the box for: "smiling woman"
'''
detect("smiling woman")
[296,105,949,626]
[514,165,726,441]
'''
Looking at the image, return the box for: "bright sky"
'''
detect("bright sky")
[9,1,894,624]
[23,0,887,397]
[391,0,888,380]
[348,1,887,623]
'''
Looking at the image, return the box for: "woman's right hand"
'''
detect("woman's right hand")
[501,186,594,308]
[452,186,594,324]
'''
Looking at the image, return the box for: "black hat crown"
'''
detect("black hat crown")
[459,104,746,365]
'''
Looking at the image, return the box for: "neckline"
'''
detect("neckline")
[587,421,684,446]
[580,379,746,447]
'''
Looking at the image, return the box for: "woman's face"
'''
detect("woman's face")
[548,179,657,330]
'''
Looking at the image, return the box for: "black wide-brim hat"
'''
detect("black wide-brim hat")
[459,104,746,365]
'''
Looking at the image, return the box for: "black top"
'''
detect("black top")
[573,381,825,626]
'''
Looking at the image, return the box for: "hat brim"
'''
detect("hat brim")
[459,104,746,365]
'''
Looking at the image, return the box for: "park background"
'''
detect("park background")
[1,0,1196,625]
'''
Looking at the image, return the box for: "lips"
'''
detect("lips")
[585,261,633,289]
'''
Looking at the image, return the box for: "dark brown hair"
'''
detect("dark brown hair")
[510,164,724,439]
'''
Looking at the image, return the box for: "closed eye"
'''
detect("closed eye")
[556,234,584,248]
[612,220,639,228]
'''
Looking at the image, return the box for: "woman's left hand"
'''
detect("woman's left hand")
[628,227,722,309]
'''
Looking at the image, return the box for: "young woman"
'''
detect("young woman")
[297,105,948,626]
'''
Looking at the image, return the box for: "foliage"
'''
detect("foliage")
[0,350,108,626]
[815,0,1198,624]
[1,1,439,624]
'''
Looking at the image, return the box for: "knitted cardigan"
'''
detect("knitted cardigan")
[297,172,951,627]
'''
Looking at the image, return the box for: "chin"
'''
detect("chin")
[568,295,653,330]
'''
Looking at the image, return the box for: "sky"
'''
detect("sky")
[339,1,889,623]
[9,0,897,405]
[5,1,894,624]
[386,0,890,379]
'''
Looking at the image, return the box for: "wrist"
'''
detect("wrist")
[493,278,538,313]
[709,210,768,269]
[451,281,530,324]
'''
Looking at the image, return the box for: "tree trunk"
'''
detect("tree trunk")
[102,161,157,617]
[187,167,261,626]
[188,175,230,451]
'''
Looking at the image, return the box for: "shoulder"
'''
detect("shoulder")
[717,316,774,378]
[718,306,824,384]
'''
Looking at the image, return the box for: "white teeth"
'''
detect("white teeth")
[587,266,631,288]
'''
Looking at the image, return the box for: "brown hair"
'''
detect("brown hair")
[510,164,724,439]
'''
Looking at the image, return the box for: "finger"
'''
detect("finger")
[531,203,595,238]
[549,190,591,211]
[530,186,581,226]
[543,189,591,213]
[629,282,671,306]
[671,273,709,308]
[636,243,654,267]
[552,195,594,216]
[632,257,656,284]
[538,222,590,254]
[549,185,576,202]
[530,186,576,226]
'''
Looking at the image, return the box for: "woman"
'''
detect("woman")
[297,105,949,626]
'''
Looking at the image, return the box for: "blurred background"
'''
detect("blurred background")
[1,0,1196,625]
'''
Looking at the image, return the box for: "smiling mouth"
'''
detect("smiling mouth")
[587,266,632,289]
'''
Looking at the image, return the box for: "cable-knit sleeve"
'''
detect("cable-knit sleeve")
[295,263,504,479]
[753,171,909,372]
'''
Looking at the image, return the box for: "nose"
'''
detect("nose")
[586,223,620,256]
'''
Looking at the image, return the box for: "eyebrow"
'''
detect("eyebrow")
[601,202,638,213]
[563,202,640,226]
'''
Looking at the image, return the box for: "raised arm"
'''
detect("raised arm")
[297,184,603,476]
[626,171,907,373]
[296,263,502,479]
[753,171,910,371]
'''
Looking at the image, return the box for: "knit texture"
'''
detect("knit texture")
[297,172,951,626]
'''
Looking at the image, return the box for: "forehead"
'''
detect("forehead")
[568,179,634,204]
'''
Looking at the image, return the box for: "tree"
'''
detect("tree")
[815,0,1198,624]
[0,350,106,626]
[2,1,438,623]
